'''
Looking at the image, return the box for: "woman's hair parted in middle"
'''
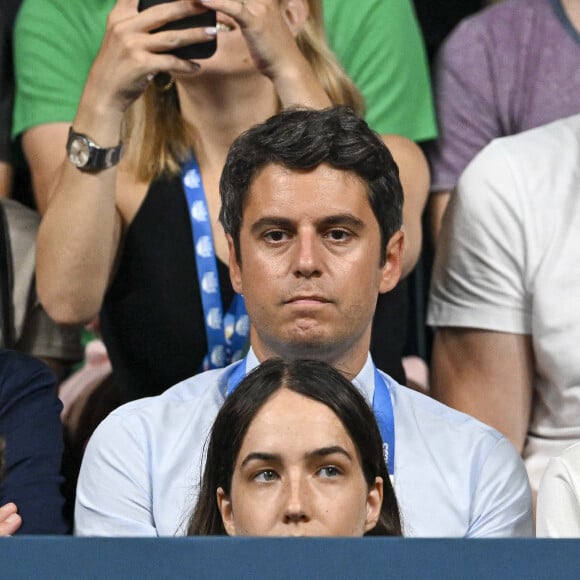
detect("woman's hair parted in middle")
[187,357,402,536]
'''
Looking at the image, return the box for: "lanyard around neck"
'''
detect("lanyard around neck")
[226,358,396,476]
[181,158,249,370]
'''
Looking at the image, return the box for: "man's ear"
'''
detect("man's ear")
[379,230,404,294]
[282,0,309,37]
[364,476,384,533]
[227,235,243,295]
[217,487,236,536]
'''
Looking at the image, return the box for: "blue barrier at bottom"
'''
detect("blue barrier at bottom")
[1,537,579,580]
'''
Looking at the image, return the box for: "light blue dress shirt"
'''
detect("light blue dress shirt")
[75,351,532,537]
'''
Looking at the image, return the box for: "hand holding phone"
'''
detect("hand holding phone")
[137,0,217,60]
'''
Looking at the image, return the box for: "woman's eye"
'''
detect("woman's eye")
[254,470,278,482]
[317,466,341,478]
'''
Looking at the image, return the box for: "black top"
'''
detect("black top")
[372,279,407,385]
[101,175,235,402]
[101,174,406,402]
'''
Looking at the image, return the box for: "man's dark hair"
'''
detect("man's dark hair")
[219,107,403,265]
[187,358,403,537]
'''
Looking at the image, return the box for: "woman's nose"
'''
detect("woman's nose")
[283,477,311,524]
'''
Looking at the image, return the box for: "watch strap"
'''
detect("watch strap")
[89,141,124,171]
[67,127,124,172]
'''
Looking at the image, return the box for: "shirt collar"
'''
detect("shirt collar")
[351,354,376,405]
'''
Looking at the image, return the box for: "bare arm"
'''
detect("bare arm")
[36,0,211,324]
[0,161,12,198]
[21,123,70,214]
[382,135,430,277]
[429,189,451,244]
[431,328,534,453]
[35,120,123,324]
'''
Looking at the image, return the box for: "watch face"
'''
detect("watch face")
[69,135,91,168]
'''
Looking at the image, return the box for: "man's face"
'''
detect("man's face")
[228,162,403,366]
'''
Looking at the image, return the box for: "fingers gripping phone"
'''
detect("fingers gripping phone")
[138,0,217,60]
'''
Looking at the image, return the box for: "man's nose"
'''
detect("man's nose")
[283,477,311,524]
[293,231,321,278]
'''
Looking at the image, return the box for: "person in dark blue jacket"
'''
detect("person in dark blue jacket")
[0,349,68,535]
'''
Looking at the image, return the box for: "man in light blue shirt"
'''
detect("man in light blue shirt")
[75,107,532,537]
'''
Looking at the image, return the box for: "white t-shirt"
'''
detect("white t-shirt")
[537,442,580,537]
[428,113,580,492]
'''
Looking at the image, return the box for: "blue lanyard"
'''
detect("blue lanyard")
[182,158,249,370]
[372,366,396,477]
[226,358,396,476]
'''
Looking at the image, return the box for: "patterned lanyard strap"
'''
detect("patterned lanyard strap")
[226,359,396,476]
[181,158,249,370]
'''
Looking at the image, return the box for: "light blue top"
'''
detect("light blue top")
[75,351,532,537]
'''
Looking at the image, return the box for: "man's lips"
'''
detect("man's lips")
[284,295,332,305]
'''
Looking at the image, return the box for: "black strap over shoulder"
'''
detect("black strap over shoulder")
[0,201,15,348]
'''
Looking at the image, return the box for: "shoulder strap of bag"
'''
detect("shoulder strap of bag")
[0,201,15,348]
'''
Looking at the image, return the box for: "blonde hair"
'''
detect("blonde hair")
[124,0,364,182]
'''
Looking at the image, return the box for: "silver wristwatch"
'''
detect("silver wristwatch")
[66,127,124,172]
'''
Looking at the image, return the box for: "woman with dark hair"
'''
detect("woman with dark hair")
[188,358,402,536]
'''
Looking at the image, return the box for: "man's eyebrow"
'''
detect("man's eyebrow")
[240,452,281,468]
[317,214,365,230]
[250,217,294,236]
[306,446,353,461]
[249,214,365,236]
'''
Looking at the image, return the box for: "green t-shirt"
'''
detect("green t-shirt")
[324,0,436,140]
[13,0,113,138]
[13,0,436,141]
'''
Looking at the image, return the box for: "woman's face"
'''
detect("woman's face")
[198,10,255,73]
[183,0,309,78]
[217,388,383,536]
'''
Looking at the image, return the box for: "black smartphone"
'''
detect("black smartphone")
[138,0,217,60]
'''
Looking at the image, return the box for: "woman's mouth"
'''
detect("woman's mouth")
[216,22,234,32]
